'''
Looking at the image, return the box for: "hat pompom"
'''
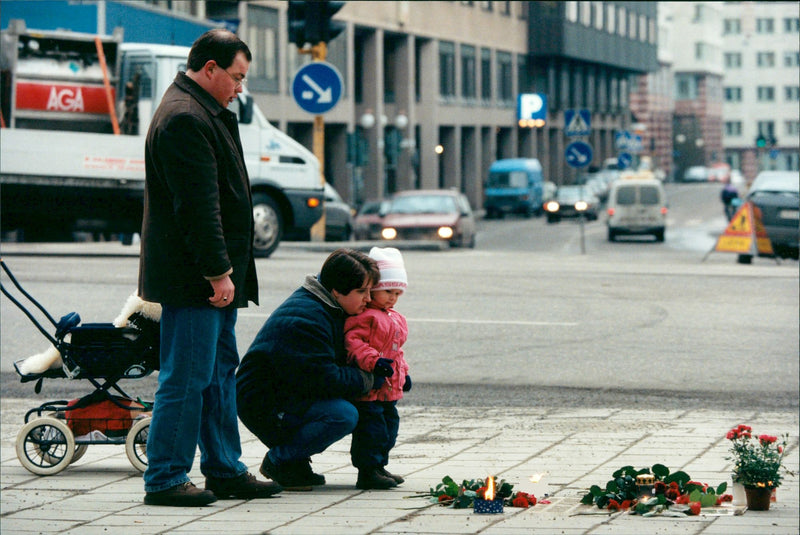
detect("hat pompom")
[369,247,408,291]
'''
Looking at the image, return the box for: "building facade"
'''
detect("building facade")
[2,0,659,210]
[720,1,800,180]
[667,2,725,182]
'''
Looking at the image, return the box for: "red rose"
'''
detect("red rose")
[438,494,452,503]
[512,496,529,508]
[721,494,733,502]
[759,434,777,445]
[778,446,784,453]
[607,499,620,511]
[688,502,701,516]
[529,495,537,506]
[665,488,680,501]
[620,500,632,509]
[726,430,737,440]
[654,481,667,494]
[476,486,487,498]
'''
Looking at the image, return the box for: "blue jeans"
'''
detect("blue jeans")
[240,399,357,466]
[350,401,399,470]
[144,305,247,493]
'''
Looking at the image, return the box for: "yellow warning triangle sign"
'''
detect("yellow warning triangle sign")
[714,201,774,255]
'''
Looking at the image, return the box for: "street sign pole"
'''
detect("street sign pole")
[308,42,327,242]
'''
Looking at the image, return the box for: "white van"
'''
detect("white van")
[606,178,667,242]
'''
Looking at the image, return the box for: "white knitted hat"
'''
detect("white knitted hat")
[369,247,408,291]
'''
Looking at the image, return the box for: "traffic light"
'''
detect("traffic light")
[287,1,346,48]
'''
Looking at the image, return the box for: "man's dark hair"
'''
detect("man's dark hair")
[319,249,380,295]
[187,29,252,71]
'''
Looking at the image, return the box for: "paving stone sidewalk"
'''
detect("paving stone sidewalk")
[2,398,798,535]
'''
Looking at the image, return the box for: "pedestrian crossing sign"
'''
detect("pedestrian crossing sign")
[565,109,591,137]
[713,202,773,255]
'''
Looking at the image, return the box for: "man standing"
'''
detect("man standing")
[139,29,281,507]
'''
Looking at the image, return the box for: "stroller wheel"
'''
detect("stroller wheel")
[126,417,150,472]
[70,444,89,464]
[16,417,75,475]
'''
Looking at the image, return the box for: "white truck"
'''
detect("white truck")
[0,20,323,257]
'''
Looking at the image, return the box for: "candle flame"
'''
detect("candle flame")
[485,476,495,501]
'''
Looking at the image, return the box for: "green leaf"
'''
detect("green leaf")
[607,480,619,493]
[689,489,702,502]
[668,471,691,486]
[613,465,635,478]
[652,464,670,479]
[581,492,594,505]
[590,484,603,497]
[717,482,728,495]
[700,493,718,507]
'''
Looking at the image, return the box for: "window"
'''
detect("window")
[785,17,800,32]
[724,86,742,102]
[723,18,741,34]
[724,52,742,68]
[606,3,615,33]
[756,52,775,67]
[757,86,775,101]
[461,44,476,99]
[617,6,626,36]
[725,121,743,136]
[496,51,513,102]
[439,41,456,98]
[481,48,492,100]
[246,5,279,93]
[629,11,637,39]
[594,1,603,30]
[566,1,578,23]
[676,74,698,100]
[756,18,774,34]
[757,120,775,137]
[785,51,800,67]
[786,86,800,101]
[639,15,647,42]
[786,120,800,136]
[580,1,591,26]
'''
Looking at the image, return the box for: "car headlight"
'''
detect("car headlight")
[437,226,454,239]
[381,227,397,240]
[545,201,560,212]
[574,200,588,211]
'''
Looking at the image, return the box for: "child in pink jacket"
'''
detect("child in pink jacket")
[344,247,411,490]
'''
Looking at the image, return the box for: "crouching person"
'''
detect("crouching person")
[236,249,385,490]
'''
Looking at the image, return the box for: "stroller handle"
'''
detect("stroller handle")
[0,258,59,346]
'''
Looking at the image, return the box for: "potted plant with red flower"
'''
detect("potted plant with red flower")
[726,424,791,511]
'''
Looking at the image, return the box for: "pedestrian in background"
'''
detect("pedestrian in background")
[237,249,386,491]
[139,29,280,507]
[721,182,740,220]
[344,247,412,490]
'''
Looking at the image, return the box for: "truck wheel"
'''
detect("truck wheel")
[252,194,282,258]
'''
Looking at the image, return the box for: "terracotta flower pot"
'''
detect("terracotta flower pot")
[744,486,773,511]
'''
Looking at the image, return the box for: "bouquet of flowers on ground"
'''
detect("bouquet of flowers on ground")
[726,424,791,489]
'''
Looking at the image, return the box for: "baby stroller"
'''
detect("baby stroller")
[1,259,159,476]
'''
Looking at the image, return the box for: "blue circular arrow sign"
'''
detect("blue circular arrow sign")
[292,62,343,115]
[565,140,593,168]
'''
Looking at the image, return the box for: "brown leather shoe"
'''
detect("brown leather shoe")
[205,472,283,499]
[144,482,218,507]
[356,468,397,490]
[378,466,405,484]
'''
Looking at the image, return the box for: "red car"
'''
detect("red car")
[379,189,476,248]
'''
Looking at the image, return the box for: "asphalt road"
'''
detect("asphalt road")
[2,183,798,410]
